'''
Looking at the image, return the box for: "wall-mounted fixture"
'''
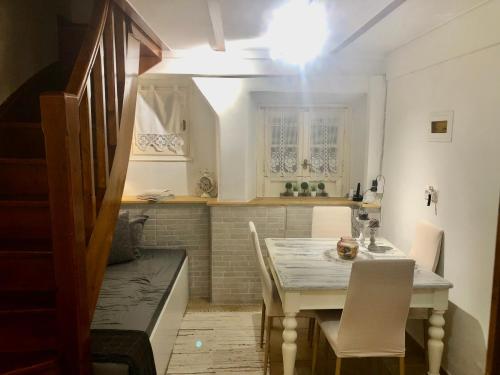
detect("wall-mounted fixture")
[425,185,439,215]
[427,111,454,142]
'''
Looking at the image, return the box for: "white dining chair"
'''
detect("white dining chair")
[249,221,314,375]
[311,259,415,375]
[311,206,352,238]
[408,220,444,272]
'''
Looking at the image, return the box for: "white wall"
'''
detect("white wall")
[349,94,368,189]
[124,77,217,196]
[364,76,386,189]
[381,2,500,374]
[193,77,254,201]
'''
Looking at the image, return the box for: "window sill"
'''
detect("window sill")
[129,155,192,162]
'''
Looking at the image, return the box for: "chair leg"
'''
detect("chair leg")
[311,321,320,375]
[263,316,273,375]
[260,301,266,348]
[308,317,315,346]
[399,357,405,375]
[423,319,429,365]
[335,357,342,375]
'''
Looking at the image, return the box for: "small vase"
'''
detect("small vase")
[293,191,299,197]
[311,191,317,197]
[367,228,378,252]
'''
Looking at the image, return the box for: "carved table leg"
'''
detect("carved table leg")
[427,309,445,375]
[282,313,298,375]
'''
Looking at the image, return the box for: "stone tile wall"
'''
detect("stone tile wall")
[284,206,313,238]
[210,206,286,303]
[210,205,379,304]
[122,203,211,300]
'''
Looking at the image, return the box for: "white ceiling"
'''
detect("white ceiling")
[345,0,487,58]
[130,0,487,63]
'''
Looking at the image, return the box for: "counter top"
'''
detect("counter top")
[122,195,214,204]
[121,195,380,209]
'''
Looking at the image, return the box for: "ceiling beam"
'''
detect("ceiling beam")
[331,0,407,54]
[207,0,226,52]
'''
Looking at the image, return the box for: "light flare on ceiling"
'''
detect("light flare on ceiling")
[266,0,329,66]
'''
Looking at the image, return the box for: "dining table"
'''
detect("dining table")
[264,237,453,375]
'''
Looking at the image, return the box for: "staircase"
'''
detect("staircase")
[0,62,66,375]
[0,1,163,373]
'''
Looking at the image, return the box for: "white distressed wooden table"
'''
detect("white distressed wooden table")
[264,238,453,375]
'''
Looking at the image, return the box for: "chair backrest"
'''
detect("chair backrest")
[311,206,352,238]
[337,259,415,357]
[249,221,273,297]
[408,220,443,272]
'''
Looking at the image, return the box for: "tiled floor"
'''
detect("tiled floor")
[166,300,431,375]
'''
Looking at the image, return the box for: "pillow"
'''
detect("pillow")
[129,215,149,256]
[107,211,135,265]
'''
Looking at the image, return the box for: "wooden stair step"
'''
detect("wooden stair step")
[0,352,59,375]
[0,238,52,253]
[0,251,55,292]
[0,291,56,311]
[0,122,45,158]
[0,308,57,352]
[0,158,48,197]
[0,200,51,239]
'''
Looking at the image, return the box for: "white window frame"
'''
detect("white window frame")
[256,105,351,197]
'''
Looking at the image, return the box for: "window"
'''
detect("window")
[131,85,190,161]
[258,107,348,197]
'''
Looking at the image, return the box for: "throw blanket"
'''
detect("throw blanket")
[91,329,157,375]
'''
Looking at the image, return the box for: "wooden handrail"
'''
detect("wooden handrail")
[66,0,110,100]
[113,0,167,52]
[40,0,163,373]
[87,34,141,315]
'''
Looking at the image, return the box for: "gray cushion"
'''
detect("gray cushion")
[129,215,149,256]
[108,211,135,265]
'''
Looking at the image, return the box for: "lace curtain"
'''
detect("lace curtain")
[266,108,343,179]
[309,115,339,176]
[134,85,187,154]
[269,111,299,177]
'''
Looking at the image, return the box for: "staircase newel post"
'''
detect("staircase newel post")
[40,92,91,375]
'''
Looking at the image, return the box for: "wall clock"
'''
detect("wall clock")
[199,171,215,198]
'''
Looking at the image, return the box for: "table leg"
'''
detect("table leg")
[427,309,445,375]
[282,313,298,375]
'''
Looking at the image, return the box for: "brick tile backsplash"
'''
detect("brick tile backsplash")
[122,204,210,300]
[122,203,364,304]
[210,206,286,304]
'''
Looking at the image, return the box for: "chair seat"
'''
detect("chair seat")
[315,310,405,358]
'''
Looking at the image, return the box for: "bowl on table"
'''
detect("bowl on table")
[336,237,359,260]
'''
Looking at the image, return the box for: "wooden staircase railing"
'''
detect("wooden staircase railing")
[39,0,163,373]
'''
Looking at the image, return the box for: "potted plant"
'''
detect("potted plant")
[317,182,326,196]
[310,184,317,197]
[284,182,293,196]
[292,183,299,197]
[300,181,309,196]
